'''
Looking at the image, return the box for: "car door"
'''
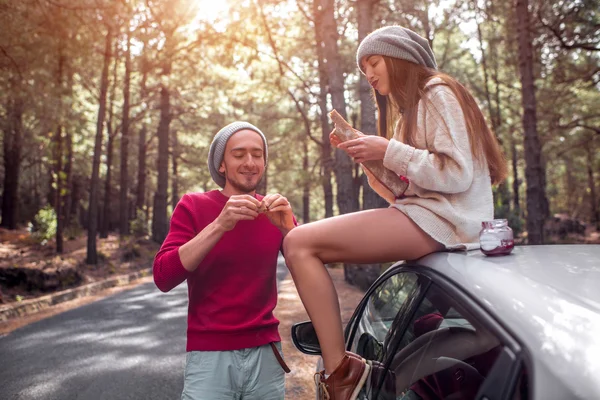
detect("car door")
[342,267,430,399]
[292,263,529,400]
[372,267,529,400]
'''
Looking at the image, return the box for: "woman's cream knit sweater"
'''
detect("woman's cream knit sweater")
[363,78,493,250]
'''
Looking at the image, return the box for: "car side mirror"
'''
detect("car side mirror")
[291,321,321,355]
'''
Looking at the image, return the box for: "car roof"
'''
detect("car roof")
[414,244,600,400]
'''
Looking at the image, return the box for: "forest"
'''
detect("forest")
[1,0,599,290]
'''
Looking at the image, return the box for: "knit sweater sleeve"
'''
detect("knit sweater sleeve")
[153,194,193,292]
[382,87,474,194]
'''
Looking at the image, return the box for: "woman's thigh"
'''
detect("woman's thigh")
[284,208,443,264]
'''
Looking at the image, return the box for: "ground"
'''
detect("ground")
[0,227,159,304]
[275,267,365,399]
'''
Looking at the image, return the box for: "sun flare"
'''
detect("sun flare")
[191,0,230,23]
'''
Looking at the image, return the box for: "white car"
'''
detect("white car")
[292,245,600,400]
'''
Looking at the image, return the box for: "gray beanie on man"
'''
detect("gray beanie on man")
[357,26,437,72]
[208,121,268,188]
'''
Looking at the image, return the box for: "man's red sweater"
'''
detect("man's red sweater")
[153,190,283,351]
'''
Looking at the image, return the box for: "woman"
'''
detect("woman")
[282,26,507,400]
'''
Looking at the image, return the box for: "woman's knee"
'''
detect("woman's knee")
[282,226,315,264]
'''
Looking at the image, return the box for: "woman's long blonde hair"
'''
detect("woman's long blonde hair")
[375,57,508,185]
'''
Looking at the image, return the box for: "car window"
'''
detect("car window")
[349,272,420,362]
[379,283,503,400]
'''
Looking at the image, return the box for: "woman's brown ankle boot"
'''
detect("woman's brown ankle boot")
[314,352,371,400]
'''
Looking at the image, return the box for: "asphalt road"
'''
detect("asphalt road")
[0,254,290,400]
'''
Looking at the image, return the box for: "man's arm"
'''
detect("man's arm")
[153,194,261,292]
[178,220,226,272]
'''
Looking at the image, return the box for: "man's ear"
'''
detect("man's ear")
[219,161,225,174]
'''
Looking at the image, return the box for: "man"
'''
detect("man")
[153,121,296,400]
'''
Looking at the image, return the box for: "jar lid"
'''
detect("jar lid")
[482,219,508,228]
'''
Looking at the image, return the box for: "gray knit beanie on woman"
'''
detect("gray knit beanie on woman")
[356,26,437,72]
[208,121,268,188]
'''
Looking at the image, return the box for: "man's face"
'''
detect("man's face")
[219,129,265,194]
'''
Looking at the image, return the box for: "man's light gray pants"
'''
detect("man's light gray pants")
[181,342,285,400]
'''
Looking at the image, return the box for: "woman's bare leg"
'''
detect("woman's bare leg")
[282,208,443,373]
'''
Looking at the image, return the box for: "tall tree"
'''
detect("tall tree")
[136,33,150,214]
[302,133,311,223]
[516,0,548,244]
[53,40,66,253]
[1,85,24,230]
[100,41,119,239]
[313,0,334,218]
[119,29,132,236]
[136,125,147,212]
[171,129,179,210]
[320,0,356,215]
[586,139,599,229]
[151,41,173,244]
[87,28,112,264]
[344,0,387,290]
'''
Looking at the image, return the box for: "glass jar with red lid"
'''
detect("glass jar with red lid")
[479,219,514,256]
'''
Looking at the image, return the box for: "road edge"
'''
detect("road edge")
[0,268,152,322]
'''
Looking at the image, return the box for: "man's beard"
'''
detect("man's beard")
[225,169,263,193]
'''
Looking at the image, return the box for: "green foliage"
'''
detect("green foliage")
[28,206,57,244]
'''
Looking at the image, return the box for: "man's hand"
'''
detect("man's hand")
[215,195,261,231]
[261,193,295,236]
[337,135,389,163]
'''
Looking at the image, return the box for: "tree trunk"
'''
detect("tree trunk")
[101,131,115,238]
[474,0,511,217]
[171,130,179,209]
[357,0,386,212]
[511,132,520,214]
[100,41,119,239]
[587,141,599,229]
[313,0,334,218]
[1,96,24,230]
[516,0,547,244]
[136,36,150,214]
[564,157,576,212]
[54,124,64,253]
[70,179,80,226]
[54,44,66,254]
[344,0,384,290]
[87,29,111,264]
[119,30,132,236]
[302,134,310,224]
[152,81,172,244]
[64,127,74,226]
[320,0,355,215]
[136,125,147,212]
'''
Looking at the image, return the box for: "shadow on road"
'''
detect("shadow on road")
[0,253,290,399]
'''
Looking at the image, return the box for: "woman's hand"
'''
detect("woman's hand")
[329,129,365,148]
[337,135,389,163]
